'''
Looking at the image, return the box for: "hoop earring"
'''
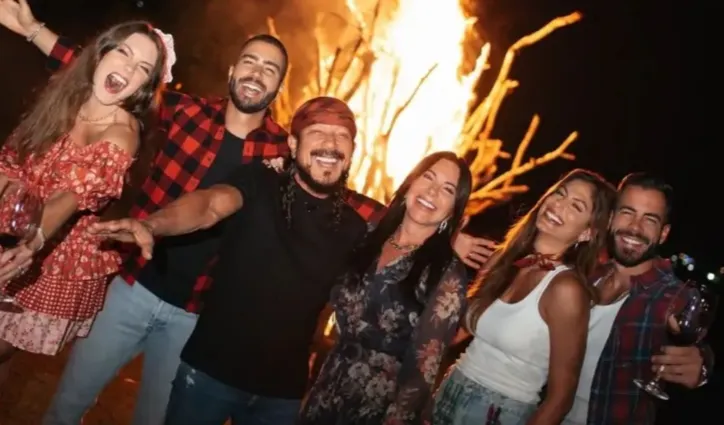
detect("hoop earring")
[438,219,448,233]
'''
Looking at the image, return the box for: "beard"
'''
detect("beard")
[228,77,277,113]
[294,150,348,196]
[607,229,660,267]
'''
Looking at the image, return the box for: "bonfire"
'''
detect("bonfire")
[269,0,581,215]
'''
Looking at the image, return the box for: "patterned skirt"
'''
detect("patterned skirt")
[433,368,536,425]
[0,307,93,356]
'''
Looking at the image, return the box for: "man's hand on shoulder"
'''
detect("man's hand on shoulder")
[452,217,496,269]
[262,157,285,174]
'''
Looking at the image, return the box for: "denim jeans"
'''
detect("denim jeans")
[43,276,199,425]
[164,361,302,425]
[433,368,537,425]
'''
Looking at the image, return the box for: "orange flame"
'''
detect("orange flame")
[270,2,582,213]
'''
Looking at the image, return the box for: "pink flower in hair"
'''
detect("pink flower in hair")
[153,28,177,83]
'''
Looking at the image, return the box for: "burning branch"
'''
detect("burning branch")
[461,11,582,215]
[269,3,583,214]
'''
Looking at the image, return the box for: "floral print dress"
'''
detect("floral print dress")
[300,254,467,425]
[0,135,132,355]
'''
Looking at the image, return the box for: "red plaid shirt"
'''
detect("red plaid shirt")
[586,258,693,425]
[49,37,386,312]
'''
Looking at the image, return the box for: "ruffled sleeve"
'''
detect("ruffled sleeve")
[54,141,134,212]
[0,145,26,180]
[383,259,467,425]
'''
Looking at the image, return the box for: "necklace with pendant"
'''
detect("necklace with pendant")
[78,107,119,123]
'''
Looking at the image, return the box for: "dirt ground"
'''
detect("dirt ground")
[0,346,141,424]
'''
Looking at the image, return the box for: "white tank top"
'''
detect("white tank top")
[563,294,627,424]
[457,265,570,404]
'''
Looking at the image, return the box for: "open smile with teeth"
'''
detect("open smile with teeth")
[416,196,436,211]
[543,209,564,225]
[620,235,645,248]
[314,155,340,168]
[104,73,128,94]
[241,82,263,97]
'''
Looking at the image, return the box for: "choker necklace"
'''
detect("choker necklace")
[513,252,562,271]
[388,232,420,251]
[78,107,119,123]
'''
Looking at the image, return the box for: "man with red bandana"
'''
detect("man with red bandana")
[91,97,471,425]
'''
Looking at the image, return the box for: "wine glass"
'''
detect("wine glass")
[633,281,718,400]
[0,180,43,307]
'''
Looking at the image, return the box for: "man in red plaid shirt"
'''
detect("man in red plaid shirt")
[562,173,713,425]
[1,4,494,424]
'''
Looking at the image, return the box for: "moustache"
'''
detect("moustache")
[236,77,267,92]
[310,149,345,161]
[614,229,651,245]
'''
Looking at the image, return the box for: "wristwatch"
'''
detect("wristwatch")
[697,344,713,387]
[699,364,709,387]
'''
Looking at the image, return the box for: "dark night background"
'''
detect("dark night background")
[0,0,720,422]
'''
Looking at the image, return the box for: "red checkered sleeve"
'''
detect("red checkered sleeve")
[344,191,387,226]
[47,36,79,71]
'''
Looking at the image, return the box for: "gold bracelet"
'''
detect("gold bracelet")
[140,220,155,236]
[34,227,46,252]
[26,22,46,43]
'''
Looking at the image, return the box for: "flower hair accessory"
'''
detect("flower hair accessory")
[153,28,176,83]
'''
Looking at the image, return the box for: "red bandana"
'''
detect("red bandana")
[513,252,562,271]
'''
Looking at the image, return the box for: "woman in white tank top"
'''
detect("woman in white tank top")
[433,169,616,425]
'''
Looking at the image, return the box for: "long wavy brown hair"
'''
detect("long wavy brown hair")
[7,21,167,162]
[466,169,616,332]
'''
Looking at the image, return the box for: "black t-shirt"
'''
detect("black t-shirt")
[181,163,368,399]
[138,131,245,308]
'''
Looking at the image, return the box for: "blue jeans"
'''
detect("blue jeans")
[433,368,537,425]
[43,276,199,425]
[164,361,302,425]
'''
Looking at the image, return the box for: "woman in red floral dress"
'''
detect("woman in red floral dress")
[0,18,174,385]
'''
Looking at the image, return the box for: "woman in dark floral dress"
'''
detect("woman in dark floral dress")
[300,151,473,425]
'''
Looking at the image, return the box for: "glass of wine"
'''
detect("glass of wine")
[633,281,718,400]
[0,180,43,307]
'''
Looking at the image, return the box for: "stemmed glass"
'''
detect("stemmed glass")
[0,179,43,308]
[633,280,718,400]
